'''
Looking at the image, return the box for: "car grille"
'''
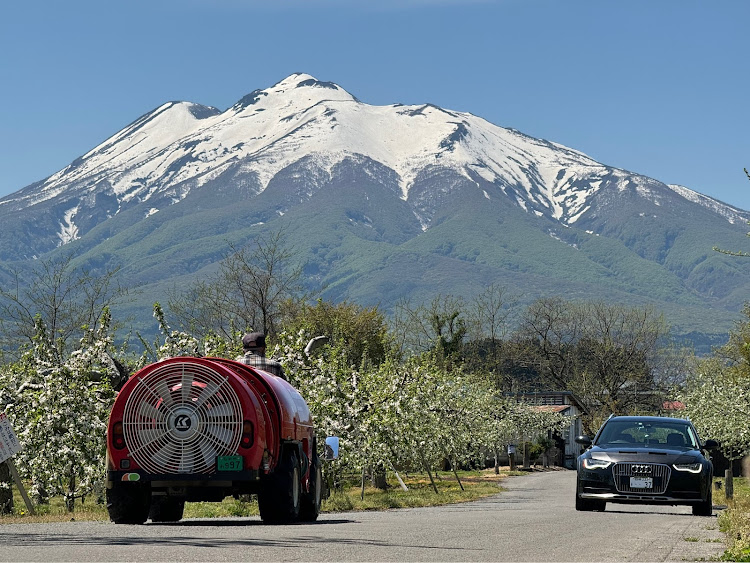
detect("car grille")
[612,462,671,494]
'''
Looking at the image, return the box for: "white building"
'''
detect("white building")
[512,391,588,469]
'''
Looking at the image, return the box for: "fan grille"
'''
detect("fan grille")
[122,361,244,474]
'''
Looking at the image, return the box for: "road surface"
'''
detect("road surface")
[0,470,725,561]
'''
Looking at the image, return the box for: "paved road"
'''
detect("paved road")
[0,471,725,562]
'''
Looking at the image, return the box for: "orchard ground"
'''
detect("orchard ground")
[0,466,528,524]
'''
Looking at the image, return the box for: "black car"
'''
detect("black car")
[575,415,718,515]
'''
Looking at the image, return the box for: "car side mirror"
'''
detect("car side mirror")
[324,436,339,460]
[703,439,719,450]
[575,435,593,447]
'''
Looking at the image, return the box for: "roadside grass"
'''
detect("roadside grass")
[0,468,521,524]
[320,468,520,513]
[0,493,109,524]
[716,476,750,561]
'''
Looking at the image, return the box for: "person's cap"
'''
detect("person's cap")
[242,332,266,348]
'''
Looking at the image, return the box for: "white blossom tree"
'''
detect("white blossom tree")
[0,310,118,511]
[681,305,750,463]
[276,330,571,491]
[682,356,750,459]
[0,304,574,512]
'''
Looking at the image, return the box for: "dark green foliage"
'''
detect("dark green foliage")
[283,299,391,367]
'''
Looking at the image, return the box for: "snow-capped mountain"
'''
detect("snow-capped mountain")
[1,73,748,343]
[4,72,746,244]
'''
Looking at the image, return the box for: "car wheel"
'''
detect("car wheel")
[692,486,713,516]
[576,494,606,512]
[575,479,606,511]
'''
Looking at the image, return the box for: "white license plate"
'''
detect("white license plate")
[630,476,653,489]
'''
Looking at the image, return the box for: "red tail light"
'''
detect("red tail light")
[240,420,254,448]
[112,421,126,450]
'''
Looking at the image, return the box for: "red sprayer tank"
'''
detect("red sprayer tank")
[105,357,323,524]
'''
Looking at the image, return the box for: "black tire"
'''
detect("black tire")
[107,481,151,524]
[692,487,713,516]
[299,454,322,522]
[575,479,606,512]
[149,496,185,522]
[575,495,606,511]
[258,451,302,524]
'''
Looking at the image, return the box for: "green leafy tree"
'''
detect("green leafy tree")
[282,299,391,367]
[392,295,467,362]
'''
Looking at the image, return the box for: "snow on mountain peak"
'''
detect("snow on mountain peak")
[4,73,736,234]
[668,184,749,224]
[276,73,346,93]
[232,73,355,112]
[0,72,624,225]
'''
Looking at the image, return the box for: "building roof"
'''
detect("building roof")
[508,390,588,415]
[532,405,571,414]
[662,400,686,410]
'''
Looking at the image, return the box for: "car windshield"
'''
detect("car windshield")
[596,419,698,449]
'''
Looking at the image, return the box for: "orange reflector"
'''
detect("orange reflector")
[112,421,126,450]
[240,420,254,448]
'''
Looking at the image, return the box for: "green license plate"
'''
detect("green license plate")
[217,455,243,471]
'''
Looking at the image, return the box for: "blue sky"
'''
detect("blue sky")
[2,0,749,208]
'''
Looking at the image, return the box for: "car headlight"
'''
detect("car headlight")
[672,462,702,473]
[583,458,612,470]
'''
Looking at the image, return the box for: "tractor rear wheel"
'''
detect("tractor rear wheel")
[299,454,322,522]
[258,450,301,524]
[149,496,185,522]
[107,481,151,524]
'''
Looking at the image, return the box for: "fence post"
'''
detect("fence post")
[5,461,35,515]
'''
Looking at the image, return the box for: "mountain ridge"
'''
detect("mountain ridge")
[1,73,748,345]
